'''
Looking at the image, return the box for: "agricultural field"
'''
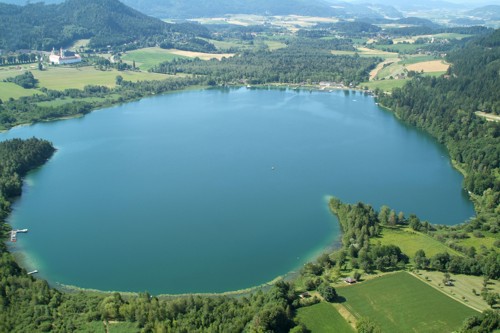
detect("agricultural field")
[338,272,479,333]
[0,66,170,91]
[406,60,449,73]
[296,302,355,333]
[371,226,462,258]
[413,271,500,311]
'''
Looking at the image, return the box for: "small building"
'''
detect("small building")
[49,47,81,65]
[299,292,311,299]
[344,277,357,284]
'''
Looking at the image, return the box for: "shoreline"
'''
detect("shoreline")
[1,86,473,299]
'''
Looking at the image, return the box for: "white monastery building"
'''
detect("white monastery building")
[49,47,82,65]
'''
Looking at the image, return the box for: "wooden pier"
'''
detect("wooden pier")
[10,229,28,242]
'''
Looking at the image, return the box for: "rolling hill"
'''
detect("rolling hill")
[0,0,208,51]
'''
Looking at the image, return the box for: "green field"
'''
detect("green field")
[296,302,355,333]
[454,231,499,249]
[121,47,188,70]
[400,55,438,65]
[372,43,423,53]
[0,82,41,100]
[339,272,479,333]
[0,66,169,92]
[361,79,409,92]
[372,226,462,258]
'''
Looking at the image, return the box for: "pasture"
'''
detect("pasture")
[0,82,40,100]
[296,302,355,333]
[121,47,189,70]
[339,272,479,333]
[362,79,409,92]
[372,226,462,258]
[0,66,169,92]
[413,271,500,311]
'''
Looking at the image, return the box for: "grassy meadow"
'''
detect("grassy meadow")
[338,272,479,333]
[121,47,189,70]
[361,79,409,92]
[413,271,500,311]
[296,302,355,333]
[372,226,462,258]
[0,82,41,100]
[0,66,170,91]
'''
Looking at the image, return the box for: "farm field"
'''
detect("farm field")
[0,66,170,91]
[338,272,479,333]
[406,60,449,73]
[412,271,500,311]
[372,226,462,258]
[296,302,355,333]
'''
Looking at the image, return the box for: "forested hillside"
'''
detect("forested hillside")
[378,29,500,229]
[0,0,209,51]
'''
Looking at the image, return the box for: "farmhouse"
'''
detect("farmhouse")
[49,47,81,65]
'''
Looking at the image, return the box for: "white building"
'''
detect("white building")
[49,47,81,65]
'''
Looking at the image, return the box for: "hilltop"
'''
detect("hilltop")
[0,0,208,51]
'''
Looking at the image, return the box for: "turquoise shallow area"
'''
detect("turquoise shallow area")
[1,88,474,294]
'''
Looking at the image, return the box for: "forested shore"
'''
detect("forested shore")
[0,26,498,333]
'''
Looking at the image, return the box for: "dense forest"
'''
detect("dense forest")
[0,0,210,51]
[152,39,376,85]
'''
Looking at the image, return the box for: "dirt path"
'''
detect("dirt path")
[332,303,358,330]
[476,111,500,122]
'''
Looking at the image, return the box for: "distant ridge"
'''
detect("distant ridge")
[0,0,208,51]
[467,5,500,21]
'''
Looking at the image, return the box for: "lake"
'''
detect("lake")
[2,87,475,294]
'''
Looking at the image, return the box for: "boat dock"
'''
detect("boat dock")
[10,228,28,242]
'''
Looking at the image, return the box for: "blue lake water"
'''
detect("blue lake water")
[2,88,475,294]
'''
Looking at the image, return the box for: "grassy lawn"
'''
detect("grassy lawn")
[413,271,500,311]
[339,271,479,333]
[372,226,462,258]
[121,47,189,70]
[296,302,355,333]
[361,79,409,92]
[0,66,170,92]
[0,82,41,100]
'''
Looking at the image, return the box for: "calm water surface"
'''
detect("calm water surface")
[2,88,475,294]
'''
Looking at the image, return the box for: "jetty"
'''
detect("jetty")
[10,228,28,242]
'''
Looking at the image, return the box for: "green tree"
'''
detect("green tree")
[318,283,337,302]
